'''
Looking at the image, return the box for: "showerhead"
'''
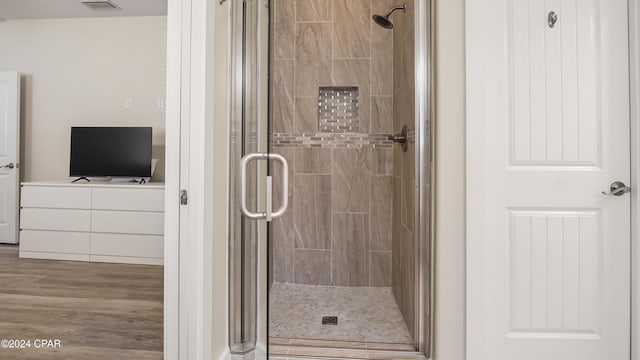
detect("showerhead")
[372,4,406,29]
[373,14,393,29]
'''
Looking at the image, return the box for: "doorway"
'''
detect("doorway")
[0,13,167,358]
[226,0,433,358]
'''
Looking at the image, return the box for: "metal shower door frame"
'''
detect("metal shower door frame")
[226,0,435,356]
[228,0,263,354]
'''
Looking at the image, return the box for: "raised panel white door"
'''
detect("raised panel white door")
[0,72,20,244]
[467,0,630,359]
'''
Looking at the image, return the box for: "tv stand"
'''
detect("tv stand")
[18,181,165,265]
[72,177,90,183]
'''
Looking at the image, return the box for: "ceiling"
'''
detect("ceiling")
[0,0,167,20]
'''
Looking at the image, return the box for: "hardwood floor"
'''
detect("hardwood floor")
[0,245,163,359]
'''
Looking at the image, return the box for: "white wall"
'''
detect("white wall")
[0,16,167,182]
[434,0,466,359]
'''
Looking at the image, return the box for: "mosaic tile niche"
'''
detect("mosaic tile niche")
[318,86,360,133]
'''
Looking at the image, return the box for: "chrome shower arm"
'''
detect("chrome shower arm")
[385,4,407,18]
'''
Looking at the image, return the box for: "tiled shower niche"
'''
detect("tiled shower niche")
[318,86,359,133]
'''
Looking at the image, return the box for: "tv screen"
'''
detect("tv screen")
[70,126,152,178]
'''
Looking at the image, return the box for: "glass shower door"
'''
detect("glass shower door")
[228,0,283,355]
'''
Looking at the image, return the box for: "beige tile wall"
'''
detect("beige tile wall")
[390,0,416,339]
[269,0,400,287]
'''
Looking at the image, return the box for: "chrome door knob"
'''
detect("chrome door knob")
[601,181,631,196]
[0,163,14,169]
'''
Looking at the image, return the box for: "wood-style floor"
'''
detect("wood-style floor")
[0,245,163,359]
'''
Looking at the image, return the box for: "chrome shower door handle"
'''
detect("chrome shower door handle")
[267,153,289,220]
[240,153,289,221]
[601,181,631,196]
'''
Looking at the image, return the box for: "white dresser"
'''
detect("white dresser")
[19,181,164,265]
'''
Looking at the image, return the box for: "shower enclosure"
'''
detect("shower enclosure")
[228,0,433,357]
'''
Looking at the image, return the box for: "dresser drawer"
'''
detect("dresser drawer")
[21,186,91,209]
[91,233,163,258]
[20,230,90,254]
[92,188,164,212]
[20,208,91,232]
[91,211,164,235]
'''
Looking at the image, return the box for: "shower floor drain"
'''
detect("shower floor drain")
[321,316,338,325]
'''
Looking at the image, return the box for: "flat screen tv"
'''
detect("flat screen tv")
[70,126,152,178]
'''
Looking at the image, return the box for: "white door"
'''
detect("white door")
[466,1,630,359]
[0,72,20,244]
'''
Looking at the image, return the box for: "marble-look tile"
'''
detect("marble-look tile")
[315,176,332,247]
[272,60,295,133]
[293,249,332,285]
[269,283,413,343]
[269,344,289,355]
[271,211,295,283]
[370,175,393,251]
[295,23,332,96]
[289,338,367,349]
[371,148,393,175]
[272,147,294,212]
[269,337,293,345]
[391,176,402,251]
[294,174,331,249]
[333,0,370,59]
[371,0,395,95]
[392,0,415,131]
[401,226,415,338]
[332,148,371,212]
[272,95,294,135]
[296,0,332,22]
[392,146,403,177]
[295,147,331,174]
[401,143,415,230]
[332,213,369,286]
[274,0,295,59]
[365,342,417,351]
[371,96,393,133]
[366,351,425,359]
[333,59,371,133]
[287,346,369,359]
[391,257,403,311]
[369,251,392,286]
[295,96,319,133]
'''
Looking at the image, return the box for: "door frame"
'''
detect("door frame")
[467,0,640,360]
[165,0,222,358]
[166,0,432,358]
[631,0,640,358]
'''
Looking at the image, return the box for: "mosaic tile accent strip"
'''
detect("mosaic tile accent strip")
[318,86,360,133]
[271,133,393,148]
